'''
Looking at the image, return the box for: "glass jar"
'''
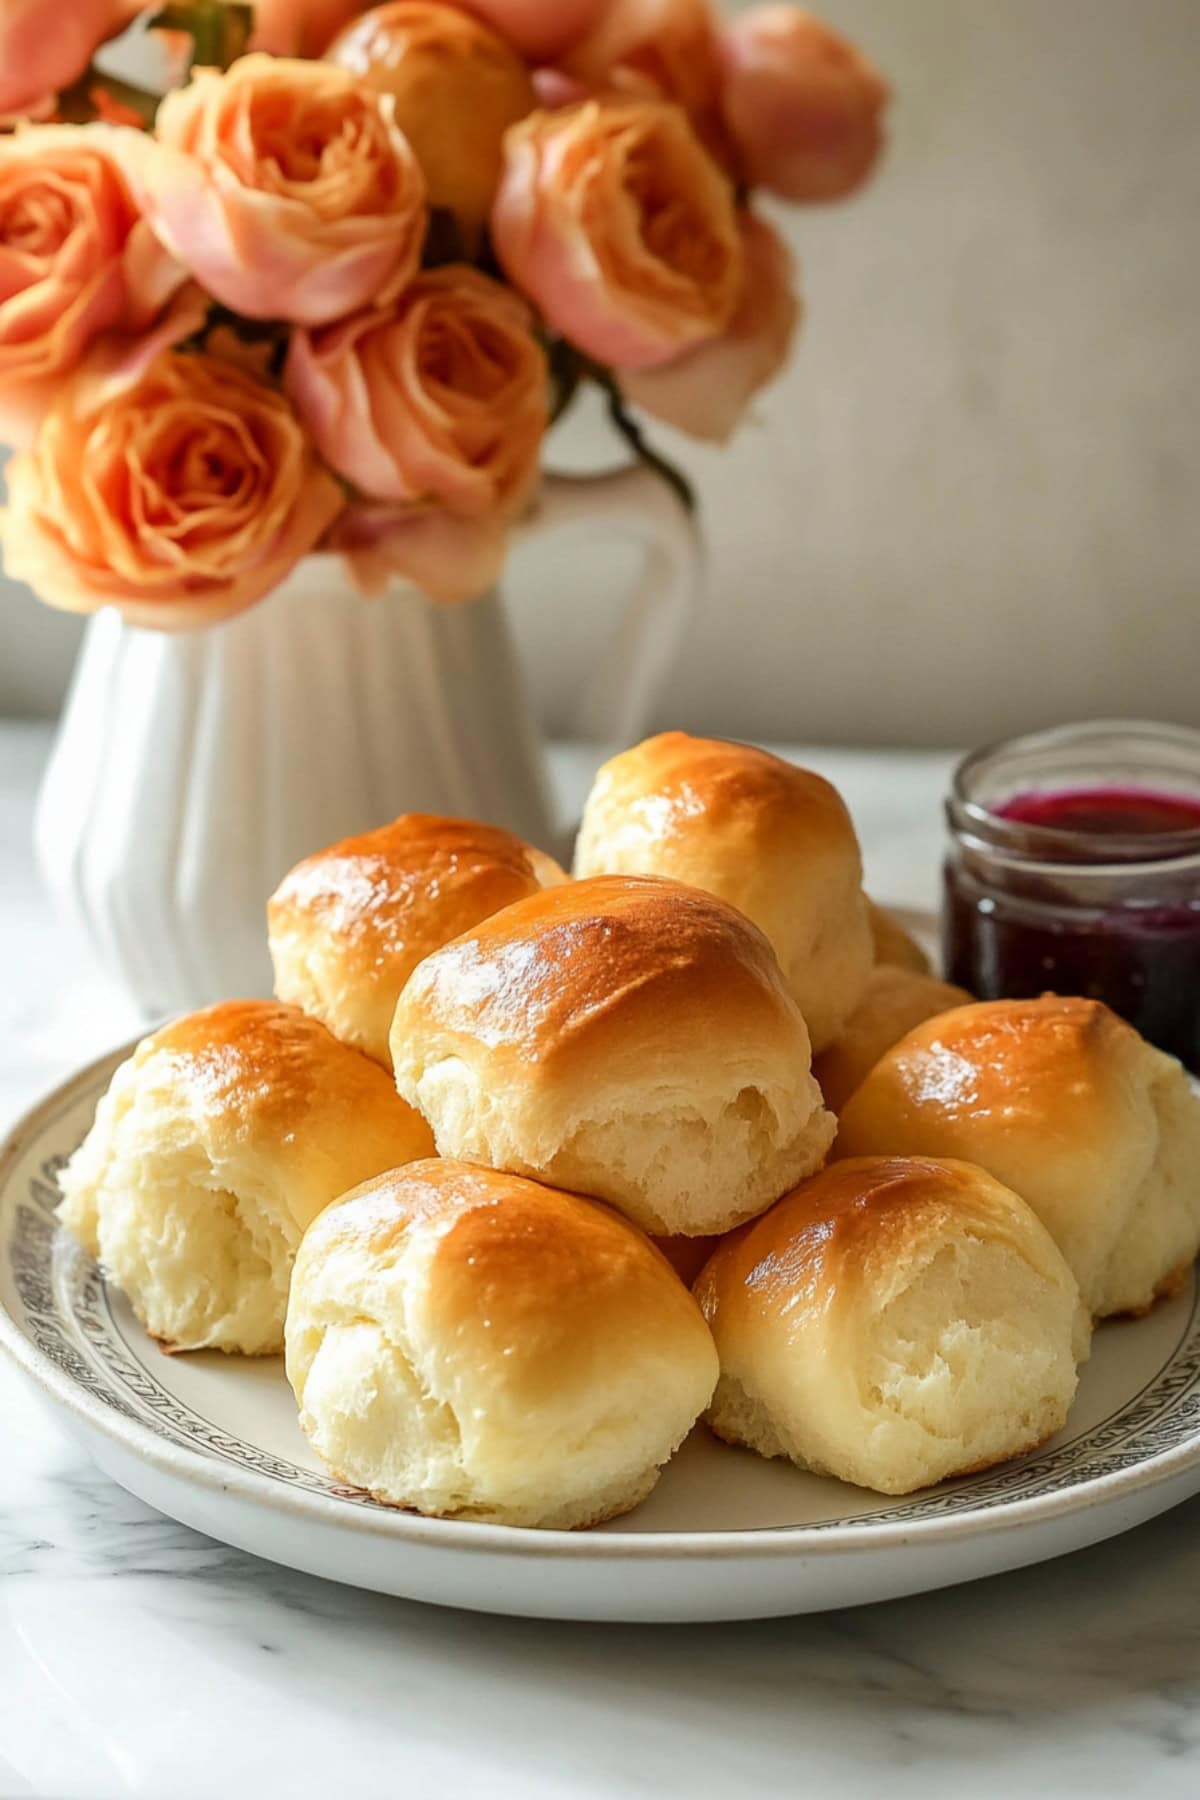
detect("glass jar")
[943,720,1200,1072]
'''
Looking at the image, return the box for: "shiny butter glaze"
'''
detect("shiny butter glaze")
[578,731,858,864]
[838,996,1144,1142]
[269,813,564,957]
[393,874,806,1070]
[697,1155,1073,1333]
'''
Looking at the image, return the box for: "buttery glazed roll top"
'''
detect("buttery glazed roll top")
[395,873,804,1075]
[57,1001,434,1355]
[813,964,972,1112]
[390,875,836,1235]
[696,1155,1090,1495]
[572,731,872,1050]
[285,1159,719,1528]
[836,996,1200,1319]
[71,1001,434,1232]
[268,813,566,1067]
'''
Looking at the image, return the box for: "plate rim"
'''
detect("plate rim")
[5,1036,1200,1565]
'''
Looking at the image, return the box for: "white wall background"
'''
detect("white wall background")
[1,0,1197,744]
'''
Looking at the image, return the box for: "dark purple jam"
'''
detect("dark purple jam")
[998,785,1200,840]
[944,784,1200,1073]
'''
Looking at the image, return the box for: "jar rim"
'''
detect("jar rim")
[950,719,1200,869]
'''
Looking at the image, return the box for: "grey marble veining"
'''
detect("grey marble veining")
[3,722,1197,1799]
[6,1356,1200,1800]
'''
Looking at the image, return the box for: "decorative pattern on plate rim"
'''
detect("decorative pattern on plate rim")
[6,1071,1200,1532]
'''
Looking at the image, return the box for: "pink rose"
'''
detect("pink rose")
[0,124,193,445]
[620,212,800,442]
[328,501,511,604]
[492,99,742,370]
[287,265,547,602]
[2,350,343,629]
[719,5,889,202]
[562,0,726,153]
[133,55,427,325]
[251,0,367,56]
[454,0,610,61]
[0,0,137,118]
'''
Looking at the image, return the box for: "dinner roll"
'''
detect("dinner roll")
[58,1002,434,1356]
[573,732,872,1051]
[836,997,1200,1319]
[868,899,933,975]
[268,813,565,1069]
[285,1160,718,1528]
[813,965,971,1112]
[390,875,835,1236]
[696,1156,1090,1495]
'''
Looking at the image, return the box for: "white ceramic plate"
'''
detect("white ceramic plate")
[5,1040,1200,1624]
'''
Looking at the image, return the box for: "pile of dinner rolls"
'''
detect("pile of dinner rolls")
[59,732,1200,1525]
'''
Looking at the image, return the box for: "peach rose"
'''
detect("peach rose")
[620,212,800,442]
[251,0,367,56]
[0,0,137,118]
[563,0,725,151]
[2,350,343,629]
[492,99,742,370]
[133,55,427,326]
[455,0,609,61]
[287,264,546,510]
[326,3,535,242]
[719,5,889,202]
[0,125,194,444]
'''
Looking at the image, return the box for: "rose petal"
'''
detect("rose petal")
[330,500,511,605]
[619,212,800,441]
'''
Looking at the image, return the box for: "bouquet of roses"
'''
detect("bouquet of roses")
[0,0,887,621]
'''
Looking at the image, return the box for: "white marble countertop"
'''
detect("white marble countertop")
[3,720,1200,1800]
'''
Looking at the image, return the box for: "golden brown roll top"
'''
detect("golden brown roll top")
[285,1159,719,1528]
[58,1001,434,1355]
[268,812,565,1068]
[573,731,873,1051]
[836,996,1200,1319]
[696,1155,1090,1495]
[390,874,835,1236]
[813,964,972,1112]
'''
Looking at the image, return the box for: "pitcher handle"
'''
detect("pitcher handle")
[520,465,703,745]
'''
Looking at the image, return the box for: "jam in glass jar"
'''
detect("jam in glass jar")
[943,721,1200,1073]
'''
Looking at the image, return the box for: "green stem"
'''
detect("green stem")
[545,343,696,512]
[55,71,161,126]
[546,336,584,426]
[595,369,697,514]
[149,2,254,71]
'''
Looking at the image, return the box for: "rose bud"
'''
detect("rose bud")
[719,5,889,203]
[326,2,535,243]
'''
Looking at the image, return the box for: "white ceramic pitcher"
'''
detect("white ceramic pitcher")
[34,465,701,1016]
